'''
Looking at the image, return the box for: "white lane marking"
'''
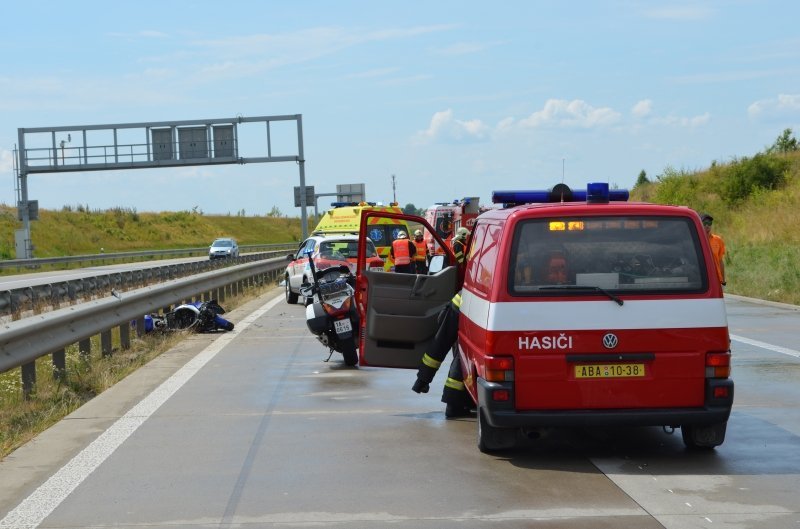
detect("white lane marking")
[0,294,285,529]
[730,334,800,358]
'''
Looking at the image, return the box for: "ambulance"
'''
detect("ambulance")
[423,197,480,255]
[422,202,458,255]
[313,201,410,271]
[355,183,733,453]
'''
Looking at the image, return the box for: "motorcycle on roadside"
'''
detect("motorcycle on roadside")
[142,299,235,333]
[300,252,360,366]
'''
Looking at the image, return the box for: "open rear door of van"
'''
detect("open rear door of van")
[355,211,459,368]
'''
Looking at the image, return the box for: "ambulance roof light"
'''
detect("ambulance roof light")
[492,183,629,206]
[330,201,377,207]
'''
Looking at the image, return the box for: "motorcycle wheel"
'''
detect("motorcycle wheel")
[340,337,358,367]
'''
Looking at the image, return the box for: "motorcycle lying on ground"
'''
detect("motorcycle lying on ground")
[300,256,360,366]
[142,299,235,333]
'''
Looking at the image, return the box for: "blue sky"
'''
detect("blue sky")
[1,1,799,218]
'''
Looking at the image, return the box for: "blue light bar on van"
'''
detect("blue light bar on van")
[492,183,629,205]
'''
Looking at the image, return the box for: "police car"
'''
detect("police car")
[355,183,733,453]
[285,234,383,305]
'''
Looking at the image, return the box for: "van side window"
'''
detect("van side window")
[473,223,502,294]
[464,223,487,292]
[509,216,706,295]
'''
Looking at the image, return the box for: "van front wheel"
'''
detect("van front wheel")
[477,408,516,453]
[681,421,727,449]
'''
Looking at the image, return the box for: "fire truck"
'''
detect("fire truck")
[423,197,481,255]
[356,183,733,453]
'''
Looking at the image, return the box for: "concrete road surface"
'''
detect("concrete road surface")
[1,289,799,528]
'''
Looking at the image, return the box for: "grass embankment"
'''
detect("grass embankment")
[631,150,800,306]
[0,206,304,259]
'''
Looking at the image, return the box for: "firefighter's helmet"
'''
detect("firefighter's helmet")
[413,229,423,238]
[455,227,470,240]
[397,231,408,239]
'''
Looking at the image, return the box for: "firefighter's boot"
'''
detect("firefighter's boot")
[442,356,472,418]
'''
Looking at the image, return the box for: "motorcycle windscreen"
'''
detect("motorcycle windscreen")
[360,266,457,368]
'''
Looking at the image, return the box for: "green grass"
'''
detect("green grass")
[0,206,305,259]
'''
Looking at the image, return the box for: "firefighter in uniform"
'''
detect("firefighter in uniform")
[411,291,472,417]
[451,227,469,264]
[412,229,429,274]
[411,226,473,417]
[390,231,416,274]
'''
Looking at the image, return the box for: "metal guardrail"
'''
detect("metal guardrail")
[0,243,296,271]
[0,256,288,395]
[0,249,294,318]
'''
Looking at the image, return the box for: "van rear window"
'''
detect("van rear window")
[509,216,707,295]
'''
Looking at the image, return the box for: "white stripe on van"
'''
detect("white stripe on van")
[461,290,728,331]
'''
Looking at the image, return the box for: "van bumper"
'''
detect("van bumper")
[477,378,734,429]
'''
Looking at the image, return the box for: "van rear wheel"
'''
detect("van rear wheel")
[681,421,727,449]
[477,408,516,453]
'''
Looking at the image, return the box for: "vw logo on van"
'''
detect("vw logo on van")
[602,333,619,349]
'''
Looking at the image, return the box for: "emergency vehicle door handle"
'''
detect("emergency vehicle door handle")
[410,276,433,298]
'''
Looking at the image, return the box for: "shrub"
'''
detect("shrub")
[720,153,790,205]
[652,166,699,206]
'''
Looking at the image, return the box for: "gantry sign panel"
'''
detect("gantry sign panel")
[14,114,310,259]
[17,115,301,174]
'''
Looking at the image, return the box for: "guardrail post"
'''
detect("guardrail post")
[136,316,146,337]
[79,338,91,359]
[22,362,36,399]
[101,330,112,357]
[52,349,66,381]
[120,322,131,350]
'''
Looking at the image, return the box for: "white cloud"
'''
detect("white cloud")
[0,149,13,173]
[520,99,621,128]
[416,109,490,143]
[748,94,800,119]
[632,99,653,118]
[652,112,711,127]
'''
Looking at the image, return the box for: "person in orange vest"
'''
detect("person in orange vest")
[412,229,429,274]
[390,231,417,273]
[701,213,726,286]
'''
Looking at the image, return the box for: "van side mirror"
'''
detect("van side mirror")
[428,255,445,274]
[287,253,295,261]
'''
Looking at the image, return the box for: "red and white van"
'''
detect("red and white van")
[356,183,733,453]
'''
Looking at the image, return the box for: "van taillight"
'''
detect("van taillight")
[705,352,731,378]
[485,356,514,382]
